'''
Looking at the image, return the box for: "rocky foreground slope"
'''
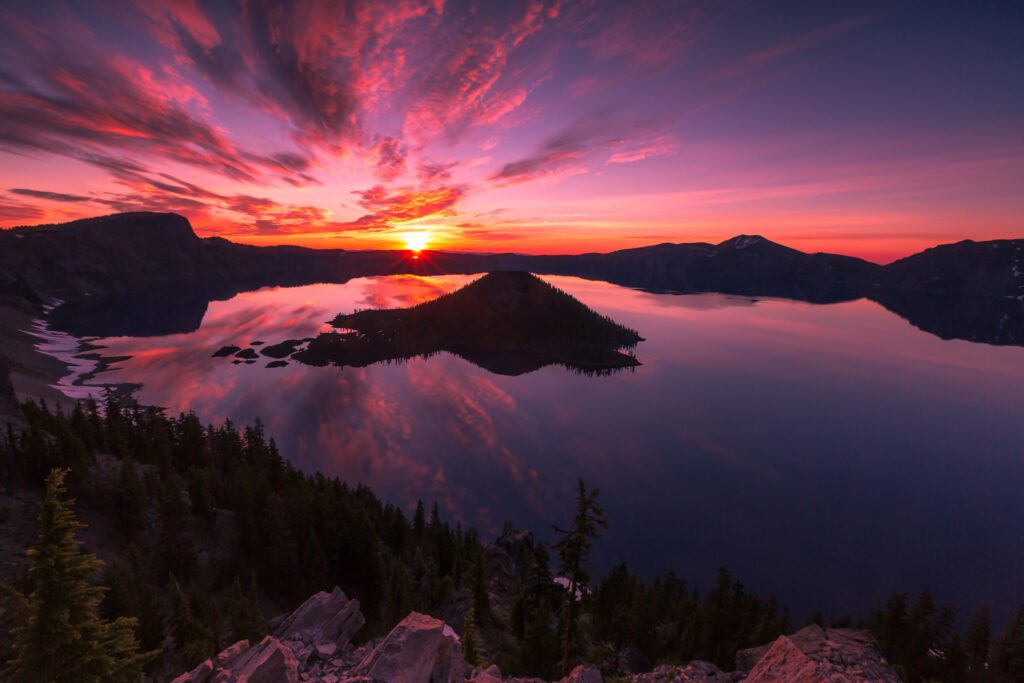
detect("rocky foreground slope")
[173,586,900,683]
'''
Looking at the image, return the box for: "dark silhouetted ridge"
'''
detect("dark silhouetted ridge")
[3,212,1023,346]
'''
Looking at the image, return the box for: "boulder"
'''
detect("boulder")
[559,664,602,683]
[630,661,739,681]
[349,612,465,683]
[213,639,251,669]
[274,586,365,649]
[469,663,505,683]
[171,640,253,683]
[744,625,900,682]
[171,659,213,683]
[229,636,300,683]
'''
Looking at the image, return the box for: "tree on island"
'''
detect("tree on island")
[553,477,608,674]
[4,468,153,682]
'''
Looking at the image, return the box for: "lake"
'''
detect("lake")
[40,274,1024,624]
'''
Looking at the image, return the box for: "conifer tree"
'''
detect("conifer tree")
[992,601,1024,679]
[521,546,555,676]
[964,604,991,676]
[553,477,607,673]
[386,564,414,628]
[117,457,144,540]
[168,575,215,668]
[228,575,266,643]
[462,601,481,666]
[470,549,490,621]
[413,499,426,538]
[5,469,151,682]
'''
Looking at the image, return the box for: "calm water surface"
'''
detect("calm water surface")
[53,274,1024,622]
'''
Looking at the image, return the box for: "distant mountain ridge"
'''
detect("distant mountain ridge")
[2,212,1022,346]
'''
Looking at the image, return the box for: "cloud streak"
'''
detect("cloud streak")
[344,184,467,231]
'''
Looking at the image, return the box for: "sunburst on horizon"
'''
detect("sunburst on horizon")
[402,232,431,253]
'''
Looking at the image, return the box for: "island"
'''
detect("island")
[215,271,645,376]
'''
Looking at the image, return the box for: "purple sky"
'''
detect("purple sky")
[0,0,1021,261]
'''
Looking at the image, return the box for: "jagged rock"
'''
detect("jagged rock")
[214,640,251,669]
[172,640,252,683]
[558,664,602,683]
[743,625,899,682]
[469,663,505,682]
[177,636,298,683]
[274,586,365,649]
[349,612,465,683]
[630,661,739,682]
[230,636,300,683]
[172,659,213,683]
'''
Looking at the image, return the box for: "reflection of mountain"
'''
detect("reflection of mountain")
[875,239,1024,345]
[4,212,1023,347]
[286,272,642,375]
[48,287,210,338]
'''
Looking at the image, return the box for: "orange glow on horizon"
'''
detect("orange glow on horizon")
[402,232,431,252]
[214,225,1024,265]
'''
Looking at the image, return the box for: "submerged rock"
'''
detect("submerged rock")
[235,347,259,360]
[212,345,241,357]
[260,338,309,359]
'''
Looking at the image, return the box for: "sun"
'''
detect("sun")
[403,232,430,252]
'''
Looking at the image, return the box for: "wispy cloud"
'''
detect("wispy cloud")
[9,188,91,203]
[342,183,468,231]
[0,19,315,186]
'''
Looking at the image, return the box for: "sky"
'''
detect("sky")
[0,0,1021,263]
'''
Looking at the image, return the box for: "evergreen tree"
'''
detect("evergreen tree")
[386,564,414,629]
[553,478,607,674]
[413,499,426,538]
[5,469,152,682]
[964,605,991,677]
[992,601,1024,680]
[117,457,144,540]
[520,546,555,676]
[101,547,164,655]
[168,575,215,668]
[228,575,266,643]
[462,601,481,667]
[470,549,490,620]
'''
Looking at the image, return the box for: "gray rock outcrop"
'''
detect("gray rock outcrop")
[629,661,741,682]
[739,624,900,682]
[274,586,365,650]
[172,589,901,683]
[172,635,299,683]
[349,612,466,683]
